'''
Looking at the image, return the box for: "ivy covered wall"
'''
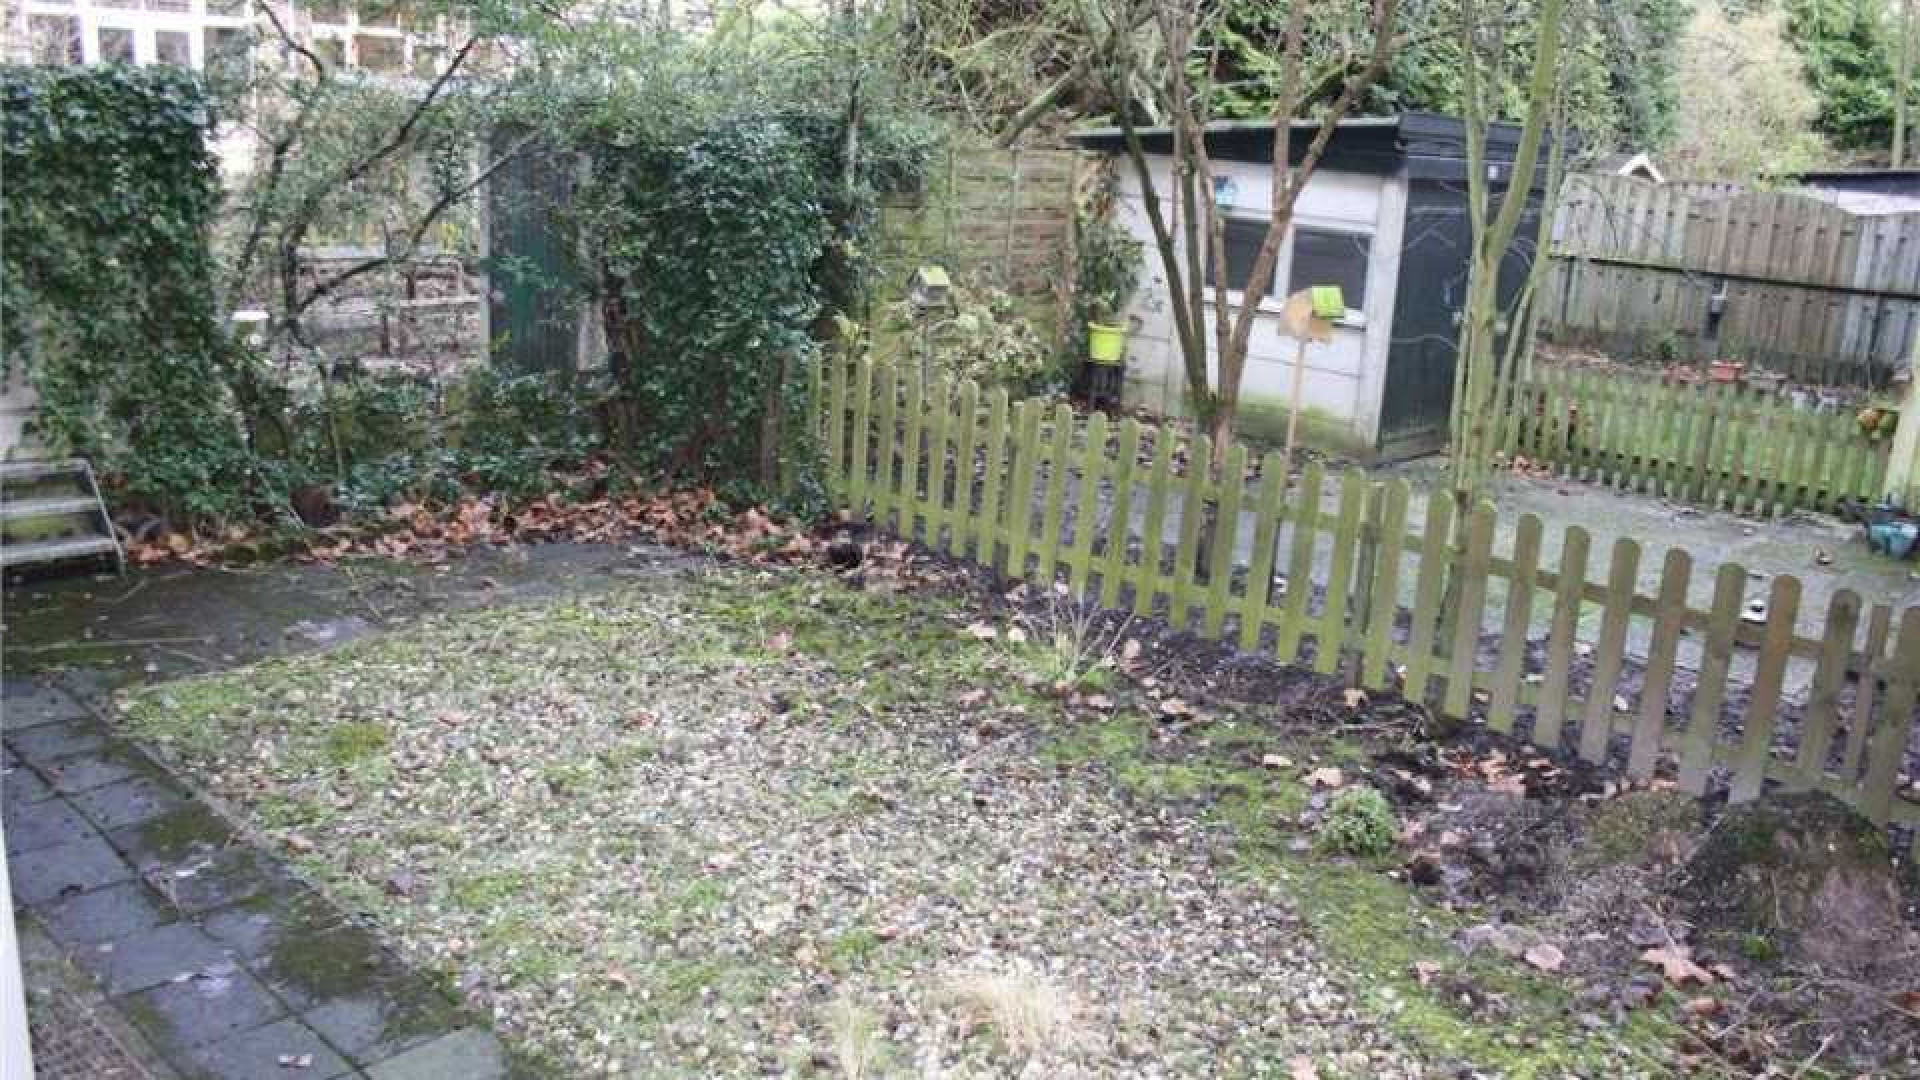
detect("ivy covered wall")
[1,65,255,517]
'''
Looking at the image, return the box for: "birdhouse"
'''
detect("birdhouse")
[907,266,953,314]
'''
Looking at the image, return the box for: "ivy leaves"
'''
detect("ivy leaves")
[2,65,252,519]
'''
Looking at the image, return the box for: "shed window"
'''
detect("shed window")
[1205,216,1277,297]
[1286,227,1370,310]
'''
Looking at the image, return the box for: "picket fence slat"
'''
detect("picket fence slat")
[1487,514,1542,735]
[1067,412,1108,594]
[1534,525,1589,751]
[1796,590,1862,788]
[1135,432,1175,618]
[1402,493,1455,706]
[1730,576,1802,803]
[1361,480,1411,690]
[1679,563,1748,793]
[1205,443,1248,639]
[816,354,1920,829]
[1277,463,1323,666]
[1841,604,1896,780]
[1630,548,1692,780]
[1103,420,1142,609]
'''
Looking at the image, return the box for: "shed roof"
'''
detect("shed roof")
[1067,111,1550,185]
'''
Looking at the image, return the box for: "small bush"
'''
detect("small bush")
[1316,786,1398,857]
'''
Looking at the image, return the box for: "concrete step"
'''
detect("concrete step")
[0,495,100,522]
[0,534,119,570]
[0,459,87,484]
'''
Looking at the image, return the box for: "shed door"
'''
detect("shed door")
[1377,178,1540,461]
[486,132,579,376]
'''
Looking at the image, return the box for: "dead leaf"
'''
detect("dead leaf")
[956,688,989,707]
[1288,1057,1320,1080]
[962,623,998,640]
[1412,960,1441,986]
[1079,693,1115,711]
[764,631,793,654]
[1342,687,1368,709]
[1120,639,1143,666]
[1524,943,1566,973]
[1260,753,1295,770]
[1641,944,1714,986]
[1682,996,1722,1017]
[1005,626,1028,644]
[284,833,315,855]
[1159,698,1194,718]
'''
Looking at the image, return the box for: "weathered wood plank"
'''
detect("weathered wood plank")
[1487,513,1543,735]
[1678,563,1748,793]
[1443,501,1497,717]
[1627,547,1692,780]
[1579,538,1642,764]
[1729,575,1802,803]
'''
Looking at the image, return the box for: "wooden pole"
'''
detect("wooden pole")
[1284,337,1310,469]
[1898,0,1915,167]
[1886,337,1920,509]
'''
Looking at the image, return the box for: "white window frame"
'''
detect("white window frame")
[18,0,251,70]
[1204,212,1373,329]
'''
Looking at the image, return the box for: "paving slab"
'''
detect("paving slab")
[39,880,172,946]
[248,924,410,1012]
[121,970,287,1057]
[11,830,135,905]
[73,921,236,997]
[363,1027,508,1080]
[4,793,98,855]
[42,745,149,796]
[299,977,466,1068]
[5,719,110,766]
[71,776,187,832]
[105,802,237,874]
[3,684,91,728]
[147,845,291,915]
[199,887,344,961]
[175,1016,353,1080]
[3,758,55,806]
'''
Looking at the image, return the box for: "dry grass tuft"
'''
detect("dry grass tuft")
[944,966,1088,1060]
[824,996,885,1080]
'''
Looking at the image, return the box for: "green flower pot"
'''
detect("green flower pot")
[1087,322,1127,365]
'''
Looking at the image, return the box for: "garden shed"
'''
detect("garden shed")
[1071,112,1547,461]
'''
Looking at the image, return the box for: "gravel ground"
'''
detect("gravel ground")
[114,564,1643,1078]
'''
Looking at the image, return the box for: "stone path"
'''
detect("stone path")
[4,675,523,1080]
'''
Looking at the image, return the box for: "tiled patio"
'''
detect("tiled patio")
[4,675,521,1080]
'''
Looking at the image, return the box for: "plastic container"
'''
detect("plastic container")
[1087,323,1126,365]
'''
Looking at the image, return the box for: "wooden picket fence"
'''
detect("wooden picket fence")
[814,354,1920,835]
[1504,366,1893,517]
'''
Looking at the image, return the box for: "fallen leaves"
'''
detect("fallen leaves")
[1641,944,1714,986]
[1287,1056,1320,1080]
[1523,943,1566,973]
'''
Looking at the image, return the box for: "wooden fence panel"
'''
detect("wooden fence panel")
[1507,366,1891,514]
[1542,175,1920,387]
[817,354,1920,830]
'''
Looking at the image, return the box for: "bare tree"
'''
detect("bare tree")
[1445,0,1566,498]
